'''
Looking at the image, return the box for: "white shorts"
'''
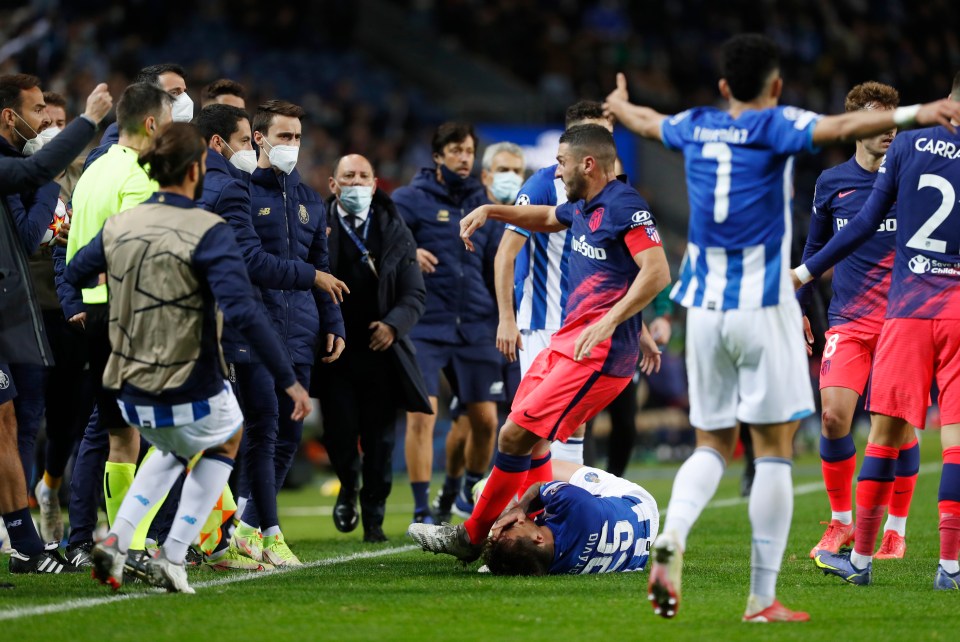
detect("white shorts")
[568,466,660,545]
[685,300,815,430]
[519,329,555,377]
[118,382,243,457]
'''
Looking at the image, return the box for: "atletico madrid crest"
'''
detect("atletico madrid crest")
[588,207,605,232]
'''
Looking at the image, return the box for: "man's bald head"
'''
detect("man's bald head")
[333,153,376,181]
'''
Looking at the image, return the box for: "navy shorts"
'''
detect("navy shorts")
[0,363,17,405]
[413,338,505,403]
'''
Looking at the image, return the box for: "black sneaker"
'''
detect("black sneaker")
[184,546,204,567]
[431,492,454,524]
[66,541,95,568]
[363,526,388,543]
[123,549,152,584]
[9,543,80,574]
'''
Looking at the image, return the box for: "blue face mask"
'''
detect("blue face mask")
[338,185,374,214]
[491,171,523,204]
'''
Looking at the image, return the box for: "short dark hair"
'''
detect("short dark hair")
[42,91,67,109]
[134,63,186,87]
[565,100,605,128]
[845,82,900,113]
[482,536,552,576]
[202,79,246,104]
[431,121,475,155]
[116,83,175,135]
[252,100,305,136]
[0,73,41,113]
[194,104,250,144]
[138,122,206,187]
[558,123,617,171]
[721,34,780,102]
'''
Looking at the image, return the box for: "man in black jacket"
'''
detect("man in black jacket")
[0,80,112,577]
[312,154,429,542]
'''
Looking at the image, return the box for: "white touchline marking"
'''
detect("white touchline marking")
[3,461,942,621]
[0,545,417,622]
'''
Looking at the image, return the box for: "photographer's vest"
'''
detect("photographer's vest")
[101,200,225,393]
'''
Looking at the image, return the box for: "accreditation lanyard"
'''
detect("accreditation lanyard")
[340,214,378,278]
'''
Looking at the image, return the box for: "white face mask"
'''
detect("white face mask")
[338,185,374,214]
[14,112,43,156]
[223,141,257,174]
[171,92,194,123]
[229,149,258,174]
[491,171,523,204]
[39,126,61,143]
[261,137,299,175]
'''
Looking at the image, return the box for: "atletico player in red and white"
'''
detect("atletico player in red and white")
[407,124,671,562]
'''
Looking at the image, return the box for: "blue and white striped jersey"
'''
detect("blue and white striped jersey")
[662,106,822,310]
[508,164,572,331]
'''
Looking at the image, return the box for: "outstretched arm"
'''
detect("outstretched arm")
[603,73,667,141]
[812,99,960,145]
[460,203,563,251]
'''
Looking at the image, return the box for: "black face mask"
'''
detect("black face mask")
[439,164,468,190]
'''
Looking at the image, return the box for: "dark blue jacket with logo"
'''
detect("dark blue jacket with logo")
[248,165,344,366]
[392,168,501,345]
[196,149,316,364]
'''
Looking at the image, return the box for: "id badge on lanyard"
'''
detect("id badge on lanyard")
[342,215,378,278]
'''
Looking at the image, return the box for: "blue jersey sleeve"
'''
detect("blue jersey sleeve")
[796,175,836,311]
[659,109,695,151]
[554,201,576,228]
[762,106,821,155]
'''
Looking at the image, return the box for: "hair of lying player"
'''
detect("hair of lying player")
[845,81,900,112]
[195,104,250,144]
[482,535,552,576]
[721,33,781,102]
[558,123,616,171]
[117,83,175,135]
[138,122,207,188]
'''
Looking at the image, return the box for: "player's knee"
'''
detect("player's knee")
[497,422,538,455]
[820,406,852,439]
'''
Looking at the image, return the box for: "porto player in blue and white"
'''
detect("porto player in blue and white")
[796,74,960,591]
[606,33,960,621]
[495,101,614,465]
[482,461,658,576]
[797,82,919,562]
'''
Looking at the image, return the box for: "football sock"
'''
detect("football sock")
[462,470,484,503]
[886,437,920,535]
[411,481,430,515]
[662,447,725,550]
[441,474,462,500]
[103,461,137,527]
[235,496,248,522]
[2,507,44,555]
[464,452,531,544]
[748,458,793,605]
[261,525,281,537]
[199,487,237,555]
[164,454,234,565]
[41,472,61,493]
[130,447,165,551]
[853,442,898,562]
[111,451,184,552]
[819,433,856,523]
[550,437,584,465]
[519,452,552,496]
[938,446,960,573]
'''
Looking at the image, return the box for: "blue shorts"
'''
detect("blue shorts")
[413,339,505,403]
[0,363,17,405]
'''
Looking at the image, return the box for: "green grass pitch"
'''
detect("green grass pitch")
[1,436,955,641]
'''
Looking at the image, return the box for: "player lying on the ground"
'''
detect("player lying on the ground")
[481,461,659,576]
